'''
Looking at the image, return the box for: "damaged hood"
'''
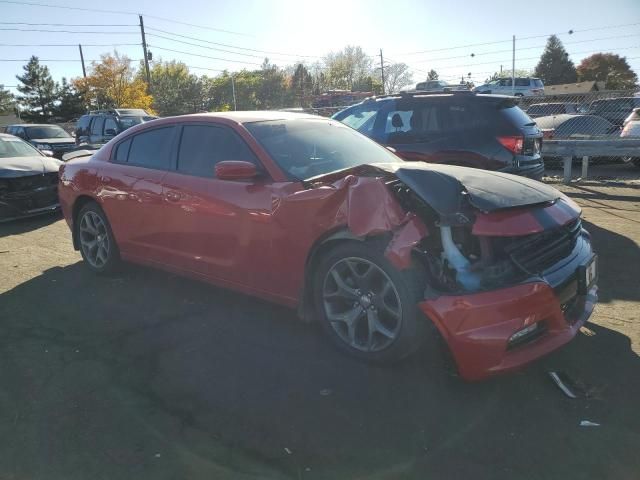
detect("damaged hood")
[376,162,560,221]
[0,155,63,178]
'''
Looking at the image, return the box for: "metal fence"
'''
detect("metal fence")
[518,90,640,167]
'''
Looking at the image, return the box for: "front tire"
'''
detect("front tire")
[76,202,120,274]
[313,240,427,364]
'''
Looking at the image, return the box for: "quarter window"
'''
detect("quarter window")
[127,127,174,169]
[177,125,258,178]
[113,138,132,163]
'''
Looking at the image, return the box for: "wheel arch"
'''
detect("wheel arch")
[297,228,365,322]
[71,195,99,250]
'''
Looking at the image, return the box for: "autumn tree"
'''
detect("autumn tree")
[534,35,577,85]
[0,85,14,114]
[382,62,413,93]
[75,52,154,112]
[577,53,638,90]
[15,56,58,121]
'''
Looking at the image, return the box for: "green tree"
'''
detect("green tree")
[54,78,85,121]
[427,69,439,80]
[577,53,638,90]
[485,69,533,83]
[382,62,413,93]
[15,56,58,121]
[534,35,577,85]
[291,64,313,106]
[149,60,203,115]
[324,46,373,90]
[0,85,14,114]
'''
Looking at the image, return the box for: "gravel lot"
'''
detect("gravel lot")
[1,167,639,480]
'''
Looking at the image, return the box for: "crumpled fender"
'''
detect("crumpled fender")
[339,175,429,269]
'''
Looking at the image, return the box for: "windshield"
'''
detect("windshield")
[0,137,42,158]
[118,116,156,129]
[25,125,71,139]
[245,118,399,180]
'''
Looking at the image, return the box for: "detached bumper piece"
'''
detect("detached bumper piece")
[0,173,59,222]
[419,281,597,381]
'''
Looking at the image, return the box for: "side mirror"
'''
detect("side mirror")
[105,128,117,136]
[215,161,260,181]
[386,146,397,153]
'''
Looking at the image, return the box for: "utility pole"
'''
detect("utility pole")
[139,15,151,87]
[511,35,516,96]
[78,44,87,78]
[231,75,237,111]
[500,64,503,75]
[379,49,385,94]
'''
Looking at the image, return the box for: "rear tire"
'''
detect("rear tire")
[76,202,120,274]
[313,239,428,364]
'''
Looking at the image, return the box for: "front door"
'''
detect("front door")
[159,123,274,287]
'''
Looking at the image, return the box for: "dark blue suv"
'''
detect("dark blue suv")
[333,91,544,180]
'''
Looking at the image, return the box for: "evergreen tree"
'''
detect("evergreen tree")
[54,78,85,121]
[15,56,58,121]
[0,85,14,114]
[534,35,577,85]
[291,64,313,106]
[427,69,439,80]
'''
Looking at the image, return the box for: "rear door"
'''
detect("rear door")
[159,122,274,286]
[98,125,177,262]
[89,116,105,146]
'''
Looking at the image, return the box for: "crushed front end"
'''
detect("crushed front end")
[0,172,60,221]
[380,163,598,381]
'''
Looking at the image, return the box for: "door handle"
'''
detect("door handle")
[165,191,182,202]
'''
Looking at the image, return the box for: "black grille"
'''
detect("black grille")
[506,219,581,274]
[2,172,58,193]
[51,143,75,151]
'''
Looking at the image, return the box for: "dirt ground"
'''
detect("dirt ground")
[0,166,639,480]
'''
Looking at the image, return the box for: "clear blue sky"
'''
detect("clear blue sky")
[1,0,639,93]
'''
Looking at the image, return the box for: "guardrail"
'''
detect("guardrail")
[542,139,640,183]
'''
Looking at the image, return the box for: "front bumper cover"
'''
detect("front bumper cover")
[419,235,597,381]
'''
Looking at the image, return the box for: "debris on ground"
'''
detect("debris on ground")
[284,447,292,455]
[319,389,332,396]
[549,371,578,399]
[579,420,600,427]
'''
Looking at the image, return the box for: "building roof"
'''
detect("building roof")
[544,81,606,95]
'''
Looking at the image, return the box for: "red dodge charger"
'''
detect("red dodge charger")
[59,112,598,380]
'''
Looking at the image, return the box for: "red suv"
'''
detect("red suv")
[59,112,597,381]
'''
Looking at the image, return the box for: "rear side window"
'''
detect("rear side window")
[177,125,258,178]
[113,138,131,163]
[91,117,104,135]
[500,105,535,127]
[515,78,530,87]
[127,127,174,169]
[104,117,118,134]
[533,79,544,88]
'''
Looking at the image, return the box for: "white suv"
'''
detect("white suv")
[474,77,544,97]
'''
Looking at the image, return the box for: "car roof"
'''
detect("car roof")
[0,132,21,139]
[535,114,609,128]
[183,111,322,123]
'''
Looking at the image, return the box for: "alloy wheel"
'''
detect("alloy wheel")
[322,257,402,352]
[79,211,110,269]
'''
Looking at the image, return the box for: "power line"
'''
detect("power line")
[0,43,140,47]
[146,33,276,60]
[145,26,322,59]
[393,21,640,55]
[0,0,251,37]
[147,45,263,66]
[0,21,135,26]
[0,27,138,34]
